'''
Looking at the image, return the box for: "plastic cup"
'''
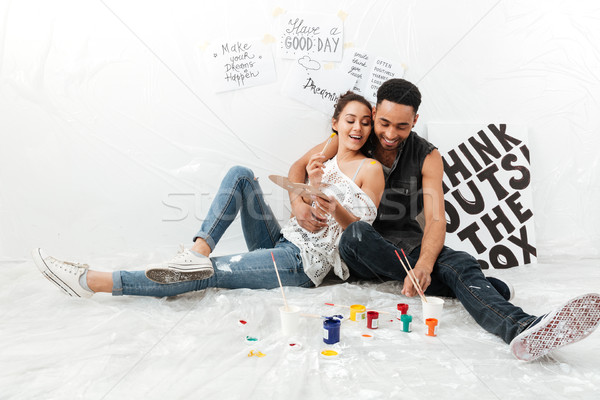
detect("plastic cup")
[421,296,444,324]
[279,305,301,336]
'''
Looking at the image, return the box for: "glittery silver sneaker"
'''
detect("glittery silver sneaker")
[32,248,93,298]
[510,293,600,361]
[145,246,214,284]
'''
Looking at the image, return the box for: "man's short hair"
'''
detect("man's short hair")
[376,79,422,113]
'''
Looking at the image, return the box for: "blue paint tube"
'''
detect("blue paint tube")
[323,316,342,344]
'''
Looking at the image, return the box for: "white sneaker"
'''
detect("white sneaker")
[510,293,600,361]
[32,248,93,298]
[145,246,214,284]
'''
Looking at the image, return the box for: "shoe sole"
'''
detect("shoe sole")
[145,267,214,284]
[505,281,515,302]
[31,248,82,297]
[510,293,600,361]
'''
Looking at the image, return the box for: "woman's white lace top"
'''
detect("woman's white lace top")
[281,156,378,286]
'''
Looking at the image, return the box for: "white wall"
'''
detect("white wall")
[1,0,599,262]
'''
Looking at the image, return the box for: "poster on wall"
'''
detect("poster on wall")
[342,49,405,103]
[279,13,343,62]
[205,39,277,93]
[282,56,355,115]
[428,123,537,269]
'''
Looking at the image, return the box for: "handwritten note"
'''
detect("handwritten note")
[342,50,405,103]
[364,57,405,103]
[205,39,276,93]
[342,49,371,97]
[282,59,355,114]
[279,13,343,62]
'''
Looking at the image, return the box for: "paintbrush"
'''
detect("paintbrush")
[320,132,337,154]
[271,252,289,311]
[395,250,428,303]
[400,249,427,298]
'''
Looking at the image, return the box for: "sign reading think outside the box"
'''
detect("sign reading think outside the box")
[429,123,537,269]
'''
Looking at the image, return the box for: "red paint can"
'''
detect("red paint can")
[397,303,409,320]
[367,311,379,329]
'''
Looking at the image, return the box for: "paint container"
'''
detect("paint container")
[397,303,409,320]
[421,296,444,325]
[426,318,438,336]
[401,314,412,332]
[279,305,301,336]
[367,311,379,329]
[323,316,341,344]
[320,349,340,359]
[350,304,367,323]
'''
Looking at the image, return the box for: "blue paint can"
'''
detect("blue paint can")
[323,316,342,344]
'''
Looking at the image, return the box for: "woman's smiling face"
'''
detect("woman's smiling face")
[332,101,373,151]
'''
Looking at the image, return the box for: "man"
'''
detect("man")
[288,78,600,361]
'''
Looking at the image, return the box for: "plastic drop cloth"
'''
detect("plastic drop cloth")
[2,259,600,399]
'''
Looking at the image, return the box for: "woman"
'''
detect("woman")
[33,91,385,298]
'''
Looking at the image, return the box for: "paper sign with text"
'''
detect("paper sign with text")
[205,39,276,93]
[342,50,405,103]
[428,123,537,269]
[279,13,343,62]
[282,58,355,115]
[342,48,371,97]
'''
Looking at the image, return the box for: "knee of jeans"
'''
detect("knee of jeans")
[453,250,482,271]
[227,165,255,181]
[438,250,482,278]
[340,221,371,255]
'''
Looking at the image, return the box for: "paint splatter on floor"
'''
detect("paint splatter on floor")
[247,350,266,358]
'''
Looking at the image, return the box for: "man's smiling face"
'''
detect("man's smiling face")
[372,100,419,152]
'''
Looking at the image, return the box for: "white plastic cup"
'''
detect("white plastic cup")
[421,296,444,325]
[279,305,301,336]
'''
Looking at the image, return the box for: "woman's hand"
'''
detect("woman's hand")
[306,153,326,187]
[313,195,338,220]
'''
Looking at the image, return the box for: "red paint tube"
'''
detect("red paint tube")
[397,303,409,319]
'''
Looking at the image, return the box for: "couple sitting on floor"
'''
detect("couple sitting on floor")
[33,79,600,362]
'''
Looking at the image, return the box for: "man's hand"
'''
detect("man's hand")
[401,265,432,297]
[290,197,327,232]
[313,195,338,218]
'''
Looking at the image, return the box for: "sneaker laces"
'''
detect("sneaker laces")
[169,244,193,263]
[47,256,89,274]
